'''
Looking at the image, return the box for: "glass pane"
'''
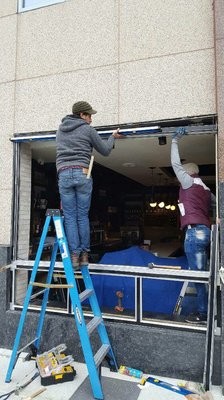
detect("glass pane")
[14,269,68,313]
[141,277,207,324]
[81,274,136,321]
[20,0,64,11]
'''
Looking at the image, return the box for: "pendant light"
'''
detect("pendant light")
[149,167,157,208]
[157,173,165,208]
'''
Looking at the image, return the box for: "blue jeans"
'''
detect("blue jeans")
[184,224,211,315]
[58,168,93,255]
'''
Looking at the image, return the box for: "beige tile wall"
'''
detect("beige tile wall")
[0,14,17,84]
[0,0,218,246]
[13,0,216,130]
[16,0,119,80]
[213,0,224,179]
[0,189,13,245]
[214,0,224,40]
[0,0,17,17]
[14,65,119,132]
[119,0,214,62]
[0,82,15,245]
[119,49,216,123]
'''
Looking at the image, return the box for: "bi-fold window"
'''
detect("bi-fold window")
[18,0,65,13]
[11,119,218,329]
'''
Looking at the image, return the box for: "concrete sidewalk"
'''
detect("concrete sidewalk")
[0,349,222,400]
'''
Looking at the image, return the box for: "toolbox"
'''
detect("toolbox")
[36,343,76,386]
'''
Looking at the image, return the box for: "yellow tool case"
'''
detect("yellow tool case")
[36,344,76,386]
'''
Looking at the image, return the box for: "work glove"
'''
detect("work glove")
[172,127,187,140]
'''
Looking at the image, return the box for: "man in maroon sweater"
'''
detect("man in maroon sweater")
[171,127,216,323]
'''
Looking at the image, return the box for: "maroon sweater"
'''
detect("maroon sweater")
[179,175,211,229]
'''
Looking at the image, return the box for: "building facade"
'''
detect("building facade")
[0,0,224,390]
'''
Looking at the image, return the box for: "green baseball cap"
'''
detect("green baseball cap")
[72,101,97,115]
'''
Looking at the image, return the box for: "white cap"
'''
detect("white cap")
[183,162,199,175]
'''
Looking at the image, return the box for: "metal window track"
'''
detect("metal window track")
[12,260,210,283]
[10,121,217,143]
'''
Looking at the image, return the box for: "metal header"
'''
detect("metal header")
[10,115,217,143]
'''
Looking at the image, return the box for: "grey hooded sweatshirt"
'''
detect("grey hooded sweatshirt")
[56,115,115,172]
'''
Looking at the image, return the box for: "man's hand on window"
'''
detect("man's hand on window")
[172,127,187,140]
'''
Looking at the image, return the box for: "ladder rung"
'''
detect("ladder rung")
[30,288,47,300]
[30,282,73,289]
[87,316,102,336]
[94,344,110,368]
[17,337,39,355]
[53,274,67,278]
[53,273,83,280]
[79,289,93,302]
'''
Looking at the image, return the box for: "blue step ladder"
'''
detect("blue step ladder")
[5,209,117,400]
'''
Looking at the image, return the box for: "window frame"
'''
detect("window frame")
[18,0,65,13]
[11,260,215,332]
[10,121,219,330]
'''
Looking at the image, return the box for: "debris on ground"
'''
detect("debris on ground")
[183,381,214,399]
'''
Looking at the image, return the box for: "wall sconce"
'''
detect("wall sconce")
[158,136,167,145]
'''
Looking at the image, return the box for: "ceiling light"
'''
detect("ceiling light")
[122,162,136,168]
[149,167,157,208]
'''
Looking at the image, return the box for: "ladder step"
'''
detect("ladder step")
[79,289,93,302]
[87,316,102,336]
[30,282,73,289]
[94,344,110,368]
[53,273,83,280]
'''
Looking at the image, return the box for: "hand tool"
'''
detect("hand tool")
[148,262,181,270]
[0,372,39,399]
[22,387,46,400]
[141,376,197,398]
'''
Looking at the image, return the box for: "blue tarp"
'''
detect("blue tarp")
[91,246,191,314]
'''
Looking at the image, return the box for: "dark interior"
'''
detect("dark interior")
[26,128,217,321]
[29,157,215,263]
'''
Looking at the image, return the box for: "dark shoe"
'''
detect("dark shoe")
[70,252,79,269]
[185,313,207,324]
[79,252,89,266]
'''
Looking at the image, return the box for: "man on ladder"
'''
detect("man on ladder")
[6,100,124,400]
[56,100,123,268]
